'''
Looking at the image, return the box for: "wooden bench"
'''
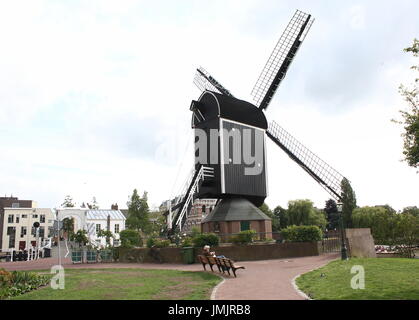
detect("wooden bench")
[215,257,245,277]
[197,255,220,272]
[197,255,245,277]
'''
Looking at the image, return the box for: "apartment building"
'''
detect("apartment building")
[1,207,54,252]
[0,197,37,251]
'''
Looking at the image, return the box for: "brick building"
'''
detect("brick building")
[201,197,272,242]
[182,199,217,233]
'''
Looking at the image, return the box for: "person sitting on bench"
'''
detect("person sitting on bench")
[203,245,228,271]
[203,245,226,258]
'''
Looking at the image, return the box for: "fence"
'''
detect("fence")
[319,230,342,254]
[70,248,115,264]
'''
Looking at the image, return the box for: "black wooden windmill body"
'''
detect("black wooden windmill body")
[167,10,348,234]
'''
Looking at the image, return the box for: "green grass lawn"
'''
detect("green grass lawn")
[296,258,419,300]
[11,268,221,300]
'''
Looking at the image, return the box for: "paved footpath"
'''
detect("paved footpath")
[0,253,338,300]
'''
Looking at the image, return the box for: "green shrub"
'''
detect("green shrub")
[281,225,323,242]
[146,237,156,248]
[181,237,193,247]
[154,239,170,248]
[119,229,143,248]
[190,227,201,238]
[0,270,50,300]
[192,233,219,248]
[230,230,257,245]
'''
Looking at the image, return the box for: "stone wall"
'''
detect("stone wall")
[345,228,377,258]
[118,241,320,264]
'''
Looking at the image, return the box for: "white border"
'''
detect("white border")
[291,274,312,300]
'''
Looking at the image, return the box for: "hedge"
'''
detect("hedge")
[192,233,219,248]
[281,225,323,242]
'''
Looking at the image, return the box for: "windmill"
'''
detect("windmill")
[166,10,349,236]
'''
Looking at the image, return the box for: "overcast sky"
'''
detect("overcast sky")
[0,0,418,211]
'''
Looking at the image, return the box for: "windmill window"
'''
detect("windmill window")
[240,221,250,231]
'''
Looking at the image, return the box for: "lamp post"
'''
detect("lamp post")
[337,203,348,260]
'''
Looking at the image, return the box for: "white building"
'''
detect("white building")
[56,208,126,247]
[1,208,55,252]
[86,210,126,247]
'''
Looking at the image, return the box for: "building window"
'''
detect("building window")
[8,215,14,223]
[40,215,45,223]
[31,227,36,236]
[39,227,45,238]
[22,214,27,218]
[11,203,19,208]
[114,224,120,233]
[96,224,101,234]
[240,221,250,231]
[113,240,119,247]
[21,227,27,237]
[48,227,54,237]
[7,227,16,248]
[32,214,38,218]
[16,215,20,223]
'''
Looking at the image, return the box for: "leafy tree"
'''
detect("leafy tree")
[126,189,151,234]
[394,213,419,258]
[62,217,74,239]
[119,229,142,248]
[259,203,280,232]
[393,38,419,169]
[273,205,288,230]
[340,178,357,228]
[286,199,327,230]
[71,230,88,247]
[352,206,398,245]
[61,195,75,208]
[97,229,115,246]
[90,197,99,209]
[324,199,339,230]
[402,206,419,217]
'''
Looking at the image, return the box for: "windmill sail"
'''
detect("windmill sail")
[251,10,314,110]
[267,121,346,201]
[193,67,235,97]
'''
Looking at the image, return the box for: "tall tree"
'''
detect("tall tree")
[62,217,74,239]
[402,206,419,217]
[393,38,419,169]
[286,199,327,230]
[340,178,357,228]
[273,205,288,230]
[126,189,151,234]
[61,195,75,208]
[87,197,99,210]
[259,203,280,232]
[324,199,339,230]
